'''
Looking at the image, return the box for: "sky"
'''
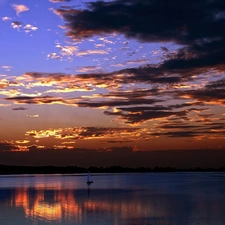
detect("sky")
[0,0,224,168]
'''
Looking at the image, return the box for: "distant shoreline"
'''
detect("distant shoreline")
[0,165,225,175]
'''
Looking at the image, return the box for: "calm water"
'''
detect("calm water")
[0,172,225,225]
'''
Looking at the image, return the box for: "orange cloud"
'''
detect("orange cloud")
[12,4,29,16]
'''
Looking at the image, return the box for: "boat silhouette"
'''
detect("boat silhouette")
[87,171,93,184]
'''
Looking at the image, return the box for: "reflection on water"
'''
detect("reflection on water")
[0,173,225,225]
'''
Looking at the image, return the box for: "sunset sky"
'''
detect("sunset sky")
[0,0,224,168]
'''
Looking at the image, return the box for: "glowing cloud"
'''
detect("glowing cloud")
[12,4,29,16]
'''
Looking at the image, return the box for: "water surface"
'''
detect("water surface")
[0,172,225,225]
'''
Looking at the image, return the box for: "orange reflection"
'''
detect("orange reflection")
[34,202,62,221]
[10,187,158,223]
[11,188,81,222]
[6,184,224,225]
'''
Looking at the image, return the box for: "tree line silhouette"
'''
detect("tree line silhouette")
[0,165,225,174]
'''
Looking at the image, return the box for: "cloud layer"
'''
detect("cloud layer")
[56,0,225,77]
[0,0,224,156]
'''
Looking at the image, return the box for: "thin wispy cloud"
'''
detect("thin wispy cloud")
[49,0,72,3]
[1,65,12,71]
[76,50,108,56]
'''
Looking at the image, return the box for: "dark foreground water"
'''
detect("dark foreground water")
[0,172,225,225]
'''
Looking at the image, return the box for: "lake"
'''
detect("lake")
[0,172,225,225]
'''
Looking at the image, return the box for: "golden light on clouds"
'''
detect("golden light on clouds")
[15,140,30,144]
[25,127,144,142]
[0,0,225,167]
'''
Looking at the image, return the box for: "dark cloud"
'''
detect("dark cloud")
[77,98,161,108]
[152,130,199,138]
[0,142,22,152]
[57,0,221,43]
[177,79,225,104]
[25,68,185,87]
[115,66,185,83]
[11,107,28,110]
[153,119,225,138]
[107,140,132,143]
[159,124,199,129]
[161,47,168,52]
[98,88,160,99]
[116,102,205,113]
[152,128,225,138]
[104,109,188,124]
[5,96,68,105]
[205,78,225,89]
[77,97,207,124]
[188,89,225,104]
[0,142,14,151]
[11,21,22,26]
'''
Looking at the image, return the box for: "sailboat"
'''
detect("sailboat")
[87,171,93,184]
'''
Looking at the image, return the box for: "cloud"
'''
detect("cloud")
[47,52,62,60]
[57,0,225,44]
[96,88,159,99]
[77,98,162,108]
[2,16,11,21]
[47,43,78,61]
[23,24,38,33]
[76,50,108,56]
[104,108,189,124]
[12,4,29,16]
[2,71,222,128]
[0,141,28,152]
[177,78,225,105]
[147,110,225,138]
[11,21,22,29]
[25,127,142,142]
[49,0,72,3]
[10,22,38,33]
[1,65,12,71]
[1,66,223,132]
[55,0,225,81]
[126,59,150,65]
[55,44,78,56]
[0,141,14,151]
[77,66,104,73]
[152,121,225,138]
[2,0,225,154]
[110,59,150,68]
[5,95,71,105]
[15,140,30,144]
[205,78,225,89]
[15,69,188,95]
[11,107,28,110]
[26,114,39,118]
